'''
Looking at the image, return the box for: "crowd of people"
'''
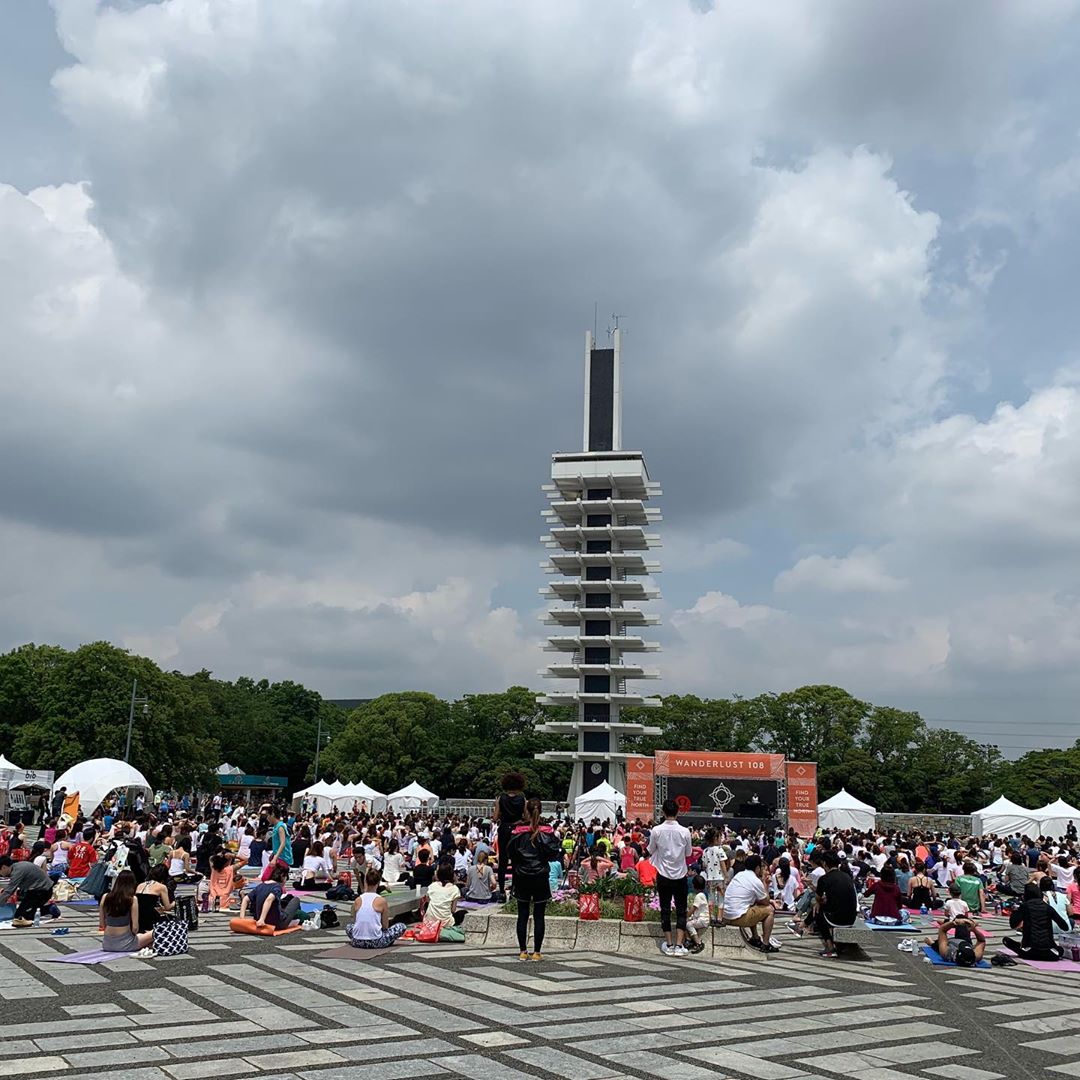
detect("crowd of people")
[2,773,1080,966]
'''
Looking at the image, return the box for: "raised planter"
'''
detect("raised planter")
[462,909,763,959]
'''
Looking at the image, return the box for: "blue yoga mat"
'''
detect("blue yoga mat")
[920,943,990,969]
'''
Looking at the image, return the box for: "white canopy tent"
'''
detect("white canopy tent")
[817,789,877,832]
[574,781,625,825]
[216,763,242,776]
[970,795,1039,837]
[1032,798,1080,840]
[292,780,386,813]
[387,781,439,812]
[0,755,19,772]
[52,758,153,816]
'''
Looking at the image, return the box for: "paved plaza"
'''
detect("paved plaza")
[0,903,1076,1079]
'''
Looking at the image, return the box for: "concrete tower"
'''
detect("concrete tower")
[534,329,663,805]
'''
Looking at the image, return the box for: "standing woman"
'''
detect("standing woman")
[493,772,526,900]
[506,798,562,962]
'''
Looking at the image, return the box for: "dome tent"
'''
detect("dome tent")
[52,758,153,816]
[817,789,876,832]
[387,781,439,812]
[970,795,1039,838]
[1031,798,1080,840]
[574,781,625,825]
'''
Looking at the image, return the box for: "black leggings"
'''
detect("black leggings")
[497,826,512,893]
[656,874,688,933]
[1003,937,1063,961]
[516,900,547,953]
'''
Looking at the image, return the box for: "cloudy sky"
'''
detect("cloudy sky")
[4,1,1080,755]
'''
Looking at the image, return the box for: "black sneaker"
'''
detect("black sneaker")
[759,943,780,954]
[747,936,763,950]
[689,941,706,954]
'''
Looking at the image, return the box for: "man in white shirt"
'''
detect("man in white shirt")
[648,800,693,957]
[722,853,778,952]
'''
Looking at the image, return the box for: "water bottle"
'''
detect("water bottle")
[920,904,928,916]
[32,911,41,927]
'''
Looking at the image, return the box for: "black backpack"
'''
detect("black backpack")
[175,895,199,931]
[319,905,339,928]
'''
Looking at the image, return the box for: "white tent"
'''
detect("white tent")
[216,763,242,776]
[0,755,19,772]
[574,781,625,825]
[387,781,439,812]
[970,795,1039,837]
[337,781,386,812]
[52,758,153,815]
[817,789,877,832]
[1031,798,1080,840]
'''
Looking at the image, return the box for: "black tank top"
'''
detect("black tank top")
[498,793,525,827]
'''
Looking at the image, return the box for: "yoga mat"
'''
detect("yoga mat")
[919,944,990,969]
[317,941,476,960]
[44,949,138,965]
[864,920,924,931]
[458,899,498,910]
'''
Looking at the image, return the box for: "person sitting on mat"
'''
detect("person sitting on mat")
[864,865,904,922]
[100,870,155,953]
[924,915,985,966]
[907,860,941,910]
[345,867,407,950]
[1003,881,1069,961]
[239,863,300,931]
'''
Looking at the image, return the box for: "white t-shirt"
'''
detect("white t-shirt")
[647,819,692,880]
[722,870,768,920]
[702,846,726,882]
[426,881,460,925]
[944,898,969,921]
[690,891,709,922]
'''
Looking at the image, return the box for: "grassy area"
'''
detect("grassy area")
[500,899,661,922]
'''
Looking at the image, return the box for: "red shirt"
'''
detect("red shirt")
[68,841,97,878]
[636,858,658,886]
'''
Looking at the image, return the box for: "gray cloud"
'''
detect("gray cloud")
[2,1,1080,749]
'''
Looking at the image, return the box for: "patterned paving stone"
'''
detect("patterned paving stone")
[1,902,1078,1079]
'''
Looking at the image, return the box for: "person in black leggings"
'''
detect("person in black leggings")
[506,799,562,961]
[1003,882,1068,961]
[493,772,526,898]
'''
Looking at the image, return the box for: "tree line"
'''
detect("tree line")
[0,641,1072,812]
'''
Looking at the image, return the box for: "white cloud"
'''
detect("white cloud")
[775,549,906,594]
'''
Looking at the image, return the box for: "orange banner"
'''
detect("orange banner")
[625,756,655,823]
[785,761,818,837]
[654,750,786,780]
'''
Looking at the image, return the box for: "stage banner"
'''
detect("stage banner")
[653,751,785,780]
[785,761,818,836]
[625,756,655,823]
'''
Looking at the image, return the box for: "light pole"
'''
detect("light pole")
[314,713,330,778]
[124,679,149,763]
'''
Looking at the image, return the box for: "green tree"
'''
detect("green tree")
[749,685,867,784]
[999,745,1080,809]
[10,642,217,790]
[623,694,760,754]
[320,692,452,794]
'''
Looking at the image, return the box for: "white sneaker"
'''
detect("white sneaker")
[660,941,672,955]
[671,945,688,957]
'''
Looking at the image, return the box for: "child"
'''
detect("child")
[943,882,970,923]
[685,874,709,955]
[208,852,242,911]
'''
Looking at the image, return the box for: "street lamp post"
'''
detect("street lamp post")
[124,679,149,763]
[313,713,331,778]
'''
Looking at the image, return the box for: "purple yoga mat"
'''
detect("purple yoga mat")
[45,949,138,964]
[1012,954,1080,972]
